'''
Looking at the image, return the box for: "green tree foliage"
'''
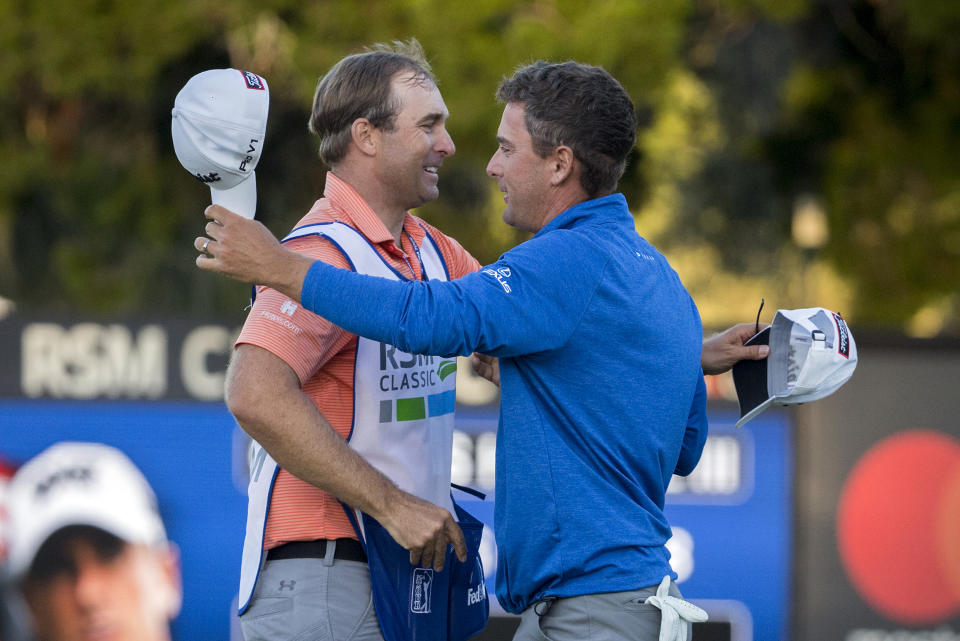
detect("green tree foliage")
[673,0,960,332]
[0,0,957,334]
[627,0,960,333]
[792,1,960,332]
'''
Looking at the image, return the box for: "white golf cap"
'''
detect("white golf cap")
[171,68,269,219]
[5,442,167,578]
[733,307,858,427]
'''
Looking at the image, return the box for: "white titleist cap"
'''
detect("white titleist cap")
[171,68,269,218]
[5,442,167,578]
[733,307,858,427]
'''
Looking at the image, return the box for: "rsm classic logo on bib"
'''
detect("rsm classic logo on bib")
[378,343,457,423]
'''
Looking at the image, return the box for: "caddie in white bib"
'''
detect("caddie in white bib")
[237,221,488,641]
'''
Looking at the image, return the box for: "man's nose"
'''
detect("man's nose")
[486,152,501,177]
[72,558,112,607]
[436,127,455,157]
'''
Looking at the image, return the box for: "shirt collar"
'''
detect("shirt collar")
[535,193,631,237]
[323,172,427,249]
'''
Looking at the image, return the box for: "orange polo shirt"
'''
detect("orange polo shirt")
[236,172,480,548]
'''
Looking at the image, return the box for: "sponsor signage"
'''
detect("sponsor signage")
[793,340,960,640]
[1,315,795,641]
[0,316,499,406]
[1,316,237,401]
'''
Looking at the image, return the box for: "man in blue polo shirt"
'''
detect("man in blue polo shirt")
[196,61,766,641]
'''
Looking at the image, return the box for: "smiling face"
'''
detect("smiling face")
[22,528,181,641]
[485,102,556,233]
[375,73,455,212]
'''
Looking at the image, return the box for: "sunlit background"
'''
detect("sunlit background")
[1,0,958,334]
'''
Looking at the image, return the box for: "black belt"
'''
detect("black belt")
[266,538,367,563]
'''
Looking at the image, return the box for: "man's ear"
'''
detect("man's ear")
[351,118,379,157]
[550,145,576,186]
[157,542,183,619]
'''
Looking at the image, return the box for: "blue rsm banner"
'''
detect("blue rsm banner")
[0,402,791,641]
[664,411,793,641]
[0,401,248,641]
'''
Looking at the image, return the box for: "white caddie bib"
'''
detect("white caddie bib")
[238,221,457,613]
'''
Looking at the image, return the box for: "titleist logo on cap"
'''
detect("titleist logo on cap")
[242,71,265,90]
[833,313,850,358]
[194,171,221,184]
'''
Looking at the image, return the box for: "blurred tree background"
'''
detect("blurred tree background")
[0,0,957,335]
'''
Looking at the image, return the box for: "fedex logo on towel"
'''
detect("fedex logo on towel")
[467,556,486,606]
[241,71,265,90]
[410,568,433,614]
[467,582,486,606]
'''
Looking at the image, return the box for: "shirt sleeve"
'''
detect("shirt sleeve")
[300,230,605,358]
[674,372,708,476]
[236,234,354,383]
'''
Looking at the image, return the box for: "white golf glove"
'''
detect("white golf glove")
[643,575,708,641]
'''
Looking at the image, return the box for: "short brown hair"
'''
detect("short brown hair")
[496,61,637,197]
[308,39,435,167]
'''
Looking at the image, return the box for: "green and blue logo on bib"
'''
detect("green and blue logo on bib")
[378,343,457,423]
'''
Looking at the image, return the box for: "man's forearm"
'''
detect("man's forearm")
[262,249,312,305]
[227,350,398,520]
[226,344,465,568]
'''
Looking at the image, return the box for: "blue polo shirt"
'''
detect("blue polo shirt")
[299,193,708,613]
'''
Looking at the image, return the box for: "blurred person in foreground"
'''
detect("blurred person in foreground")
[5,442,181,641]
[196,60,767,641]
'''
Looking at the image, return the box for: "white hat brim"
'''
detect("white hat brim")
[210,172,257,219]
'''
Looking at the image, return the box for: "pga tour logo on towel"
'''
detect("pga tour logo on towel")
[410,568,433,614]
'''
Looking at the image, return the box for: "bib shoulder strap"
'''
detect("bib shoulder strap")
[283,222,396,278]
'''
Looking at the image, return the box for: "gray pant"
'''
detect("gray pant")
[513,581,691,641]
[239,546,384,641]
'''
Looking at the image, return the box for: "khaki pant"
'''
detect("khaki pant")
[513,581,692,641]
[239,552,384,641]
